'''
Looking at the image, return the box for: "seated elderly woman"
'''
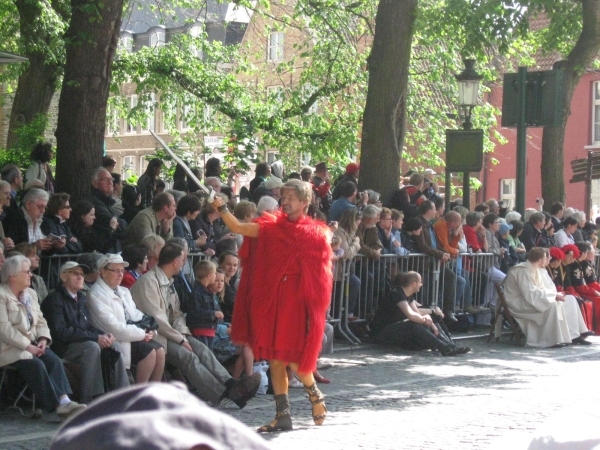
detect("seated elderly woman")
[0,255,86,417]
[87,254,165,384]
[11,243,48,303]
[503,247,590,348]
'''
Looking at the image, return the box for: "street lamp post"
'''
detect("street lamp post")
[455,59,483,207]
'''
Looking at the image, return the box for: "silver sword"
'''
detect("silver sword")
[150,130,215,203]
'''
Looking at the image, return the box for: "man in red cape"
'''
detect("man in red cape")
[212,180,332,433]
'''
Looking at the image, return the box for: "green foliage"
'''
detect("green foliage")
[0,114,49,170]
[0,0,69,87]
[2,0,589,192]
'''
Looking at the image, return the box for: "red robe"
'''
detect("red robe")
[231,211,333,373]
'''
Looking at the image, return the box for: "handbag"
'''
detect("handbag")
[127,314,159,332]
[100,346,121,391]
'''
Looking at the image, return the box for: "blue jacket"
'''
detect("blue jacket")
[328,197,357,222]
[182,281,221,330]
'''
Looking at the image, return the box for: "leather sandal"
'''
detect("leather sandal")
[257,394,293,433]
[304,382,327,425]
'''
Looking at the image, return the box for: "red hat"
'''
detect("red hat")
[561,244,581,259]
[346,163,360,175]
[549,247,565,261]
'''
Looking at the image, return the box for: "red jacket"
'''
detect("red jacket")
[463,225,484,252]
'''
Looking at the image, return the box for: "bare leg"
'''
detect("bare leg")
[232,351,244,380]
[258,359,290,432]
[269,359,289,394]
[243,345,254,377]
[289,362,327,425]
[150,347,165,382]
[135,350,157,384]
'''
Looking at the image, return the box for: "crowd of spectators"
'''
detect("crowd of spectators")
[0,146,597,426]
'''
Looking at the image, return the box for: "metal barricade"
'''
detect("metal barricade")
[345,253,436,344]
[340,253,494,341]
[329,257,360,344]
[39,254,81,290]
[462,252,496,309]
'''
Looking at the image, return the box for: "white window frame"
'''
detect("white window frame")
[141,93,156,132]
[593,81,600,145]
[500,178,516,210]
[267,151,279,165]
[180,94,196,131]
[302,84,319,114]
[150,30,165,48]
[106,102,120,136]
[122,155,135,179]
[267,31,284,62]
[267,85,284,103]
[120,35,133,53]
[189,24,203,59]
[125,94,138,134]
[139,156,147,176]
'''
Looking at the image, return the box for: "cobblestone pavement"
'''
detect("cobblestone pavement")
[2,335,600,449]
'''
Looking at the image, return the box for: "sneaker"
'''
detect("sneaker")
[56,401,87,419]
[478,306,491,313]
[465,306,480,314]
[225,372,261,409]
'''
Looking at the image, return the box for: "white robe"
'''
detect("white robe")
[503,262,588,348]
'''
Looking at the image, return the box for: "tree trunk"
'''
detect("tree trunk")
[540,0,600,210]
[54,0,124,201]
[6,0,64,150]
[359,0,418,201]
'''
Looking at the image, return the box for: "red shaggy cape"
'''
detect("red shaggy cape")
[231,211,333,373]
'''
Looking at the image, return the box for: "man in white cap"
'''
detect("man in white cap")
[42,261,129,404]
[252,175,283,203]
[265,176,283,200]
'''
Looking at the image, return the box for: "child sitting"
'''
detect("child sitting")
[183,260,223,351]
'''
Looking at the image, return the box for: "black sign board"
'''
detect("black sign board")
[501,70,565,127]
[445,129,484,172]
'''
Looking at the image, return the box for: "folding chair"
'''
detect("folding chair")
[0,365,43,418]
[488,283,525,346]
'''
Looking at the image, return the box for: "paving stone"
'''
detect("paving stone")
[1,336,599,449]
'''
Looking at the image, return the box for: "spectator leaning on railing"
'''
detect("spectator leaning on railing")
[413,200,461,322]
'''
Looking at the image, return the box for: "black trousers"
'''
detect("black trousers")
[11,348,72,412]
[375,320,454,352]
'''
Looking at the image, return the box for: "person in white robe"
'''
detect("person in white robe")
[503,247,590,348]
